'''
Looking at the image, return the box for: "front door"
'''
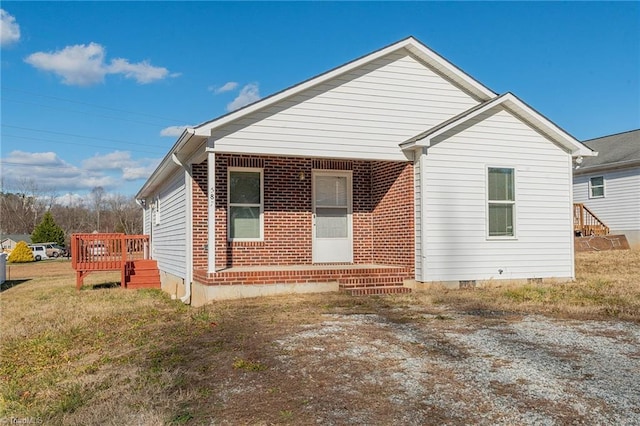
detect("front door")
[312,171,353,263]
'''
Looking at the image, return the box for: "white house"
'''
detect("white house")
[573,129,640,249]
[137,37,594,305]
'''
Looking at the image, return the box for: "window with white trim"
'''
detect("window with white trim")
[487,167,515,238]
[228,168,263,240]
[589,176,604,198]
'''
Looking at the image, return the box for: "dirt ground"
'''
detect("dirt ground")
[1,258,639,425]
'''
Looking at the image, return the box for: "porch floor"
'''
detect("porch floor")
[194,264,413,296]
[214,263,404,273]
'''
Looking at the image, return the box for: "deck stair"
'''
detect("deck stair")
[573,203,609,236]
[125,259,161,289]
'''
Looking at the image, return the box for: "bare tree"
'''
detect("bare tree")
[90,186,106,232]
[0,178,48,234]
[108,194,143,234]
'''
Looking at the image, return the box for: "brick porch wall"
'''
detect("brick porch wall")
[371,161,415,269]
[191,155,414,271]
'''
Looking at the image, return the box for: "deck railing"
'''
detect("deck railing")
[573,203,609,236]
[71,233,150,289]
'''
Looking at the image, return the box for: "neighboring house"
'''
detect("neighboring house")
[1,234,32,252]
[137,37,594,306]
[573,129,640,249]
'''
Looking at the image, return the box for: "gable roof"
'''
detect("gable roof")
[137,36,497,199]
[1,234,32,244]
[400,92,595,157]
[574,129,640,174]
[191,37,496,136]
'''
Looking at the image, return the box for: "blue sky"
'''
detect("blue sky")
[1,2,639,200]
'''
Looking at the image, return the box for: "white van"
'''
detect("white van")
[29,245,49,261]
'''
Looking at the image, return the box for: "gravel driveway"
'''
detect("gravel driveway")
[275,308,640,425]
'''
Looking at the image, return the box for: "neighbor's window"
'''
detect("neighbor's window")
[488,167,515,237]
[228,168,263,240]
[589,176,604,198]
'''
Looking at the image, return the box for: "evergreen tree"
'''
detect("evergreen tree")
[31,211,65,245]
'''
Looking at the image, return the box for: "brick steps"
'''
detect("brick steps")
[338,275,410,296]
[195,265,412,295]
[346,286,412,296]
[126,260,161,289]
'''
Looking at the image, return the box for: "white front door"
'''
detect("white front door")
[312,171,353,263]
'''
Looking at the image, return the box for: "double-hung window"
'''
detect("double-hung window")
[228,168,263,240]
[487,167,515,238]
[589,176,604,198]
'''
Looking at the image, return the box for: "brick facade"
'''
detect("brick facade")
[191,154,414,273]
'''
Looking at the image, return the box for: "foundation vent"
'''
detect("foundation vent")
[459,280,476,289]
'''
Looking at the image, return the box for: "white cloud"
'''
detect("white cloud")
[25,42,175,86]
[54,193,86,207]
[226,83,261,112]
[160,125,192,137]
[25,43,107,86]
[82,151,160,182]
[107,58,170,84]
[209,81,238,94]
[1,150,159,195]
[0,9,20,47]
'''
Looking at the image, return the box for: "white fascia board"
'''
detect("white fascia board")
[193,37,496,138]
[404,40,496,100]
[501,94,595,157]
[136,128,203,199]
[404,93,596,158]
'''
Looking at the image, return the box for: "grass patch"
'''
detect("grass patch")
[232,358,268,371]
[0,251,637,424]
[428,250,640,321]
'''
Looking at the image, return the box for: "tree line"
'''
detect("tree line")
[1,181,143,246]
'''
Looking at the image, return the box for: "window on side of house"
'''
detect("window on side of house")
[487,167,515,238]
[228,168,263,240]
[589,176,605,198]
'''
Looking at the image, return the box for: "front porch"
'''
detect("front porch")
[190,263,412,305]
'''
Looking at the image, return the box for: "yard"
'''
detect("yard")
[1,251,639,425]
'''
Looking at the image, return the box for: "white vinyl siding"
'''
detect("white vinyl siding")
[573,167,640,232]
[211,50,479,161]
[143,204,152,236]
[422,107,573,282]
[152,171,187,280]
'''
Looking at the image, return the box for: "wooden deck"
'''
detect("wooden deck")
[71,233,160,290]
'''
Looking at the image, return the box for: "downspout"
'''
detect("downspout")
[172,153,193,304]
[568,154,577,281]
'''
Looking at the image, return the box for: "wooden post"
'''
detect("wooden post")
[121,234,126,288]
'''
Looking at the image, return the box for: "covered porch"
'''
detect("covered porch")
[188,153,416,302]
